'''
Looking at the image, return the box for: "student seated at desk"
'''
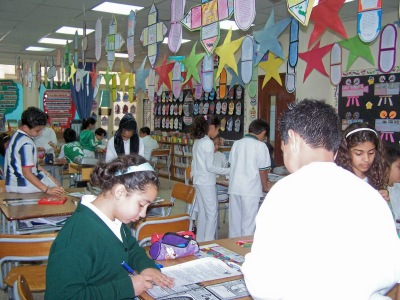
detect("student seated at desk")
[139,126,158,161]
[34,113,57,155]
[80,117,102,158]
[45,154,174,299]
[4,107,64,197]
[57,128,84,164]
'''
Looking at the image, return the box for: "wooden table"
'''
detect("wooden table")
[140,236,253,300]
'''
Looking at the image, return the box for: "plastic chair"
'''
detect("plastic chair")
[134,213,192,247]
[13,275,33,300]
[0,233,57,295]
[150,148,171,188]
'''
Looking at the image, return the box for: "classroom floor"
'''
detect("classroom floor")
[0,178,229,300]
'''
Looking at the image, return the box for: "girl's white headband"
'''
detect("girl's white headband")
[345,128,378,139]
[115,162,154,176]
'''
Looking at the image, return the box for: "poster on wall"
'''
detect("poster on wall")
[0,80,21,131]
[43,89,76,130]
[338,67,400,150]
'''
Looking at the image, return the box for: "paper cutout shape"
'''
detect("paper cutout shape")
[357,0,382,43]
[182,42,205,84]
[219,68,227,99]
[64,42,72,82]
[234,0,255,31]
[75,69,89,93]
[74,30,79,67]
[181,0,234,54]
[227,63,245,89]
[330,43,342,85]
[287,0,315,26]
[253,9,291,64]
[105,16,125,71]
[195,82,203,100]
[95,17,102,61]
[140,4,168,68]
[285,61,296,94]
[169,0,185,53]
[127,10,136,64]
[111,74,117,101]
[135,58,150,94]
[155,54,174,91]
[214,28,244,79]
[172,61,182,99]
[128,73,134,101]
[378,24,397,73]
[241,35,253,84]
[308,0,347,49]
[298,41,333,82]
[56,49,61,81]
[338,35,374,71]
[248,65,258,98]
[148,69,156,101]
[258,53,284,88]
[202,54,214,92]
[118,61,130,92]
[289,18,299,68]
[82,20,88,67]
[102,68,113,91]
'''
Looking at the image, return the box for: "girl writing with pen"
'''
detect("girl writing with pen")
[45,154,174,299]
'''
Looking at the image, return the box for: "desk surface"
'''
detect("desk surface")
[140,236,253,300]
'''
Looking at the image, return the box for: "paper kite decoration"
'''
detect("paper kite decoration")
[102,68,114,91]
[253,9,291,65]
[182,42,205,85]
[338,35,374,71]
[287,0,315,26]
[105,16,125,71]
[73,30,79,68]
[169,0,185,53]
[127,11,136,64]
[135,58,150,94]
[181,0,234,54]
[240,35,254,84]
[140,4,168,68]
[234,0,255,31]
[118,61,130,92]
[308,0,347,49]
[155,55,175,91]
[357,0,382,43]
[95,17,102,61]
[298,41,333,82]
[214,28,244,79]
[258,53,285,88]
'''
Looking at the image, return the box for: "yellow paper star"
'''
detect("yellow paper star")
[214,28,244,79]
[258,52,284,88]
[118,61,130,92]
[69,62,77,81]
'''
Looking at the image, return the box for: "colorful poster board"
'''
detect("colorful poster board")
[43,89,76,129]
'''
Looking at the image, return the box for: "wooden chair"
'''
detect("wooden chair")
[150,148,171,187]
[184,166,192,185]
[165,182,196,218]
[68,163,94,186]
[13,275,33,300]
[134,213,192,247]
[0,232,57,294]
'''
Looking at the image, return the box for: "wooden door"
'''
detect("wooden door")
[258,74,295,166]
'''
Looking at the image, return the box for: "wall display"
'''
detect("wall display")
[113,91,137,132]
[0,80,19,114]
[338,67,400,150]
[43,88,76,129]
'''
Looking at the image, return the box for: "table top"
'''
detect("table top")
[140,236,253,300]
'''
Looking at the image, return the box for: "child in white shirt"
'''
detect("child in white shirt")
[385,147,400,230]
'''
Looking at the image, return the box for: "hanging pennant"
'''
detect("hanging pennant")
[95,17,102,62]
[247,65,258,98]
[234,0,255,31]
[169,0,185,53]
[288,18,299,68]
[128,73,134,102]
[285,61,296,94]
[219,68,227,99]
[240,35,253,84]
[148,69,156,102]
[82,20,88,67]
[73,30,79,68]
[105,16,125,71]
[202,54,214,93]
[287,0,315,26]
[357,0,382,43]
[378,24,397,73]
[172,61,182,99]
[330,43,342,85]
[127,11,136,64]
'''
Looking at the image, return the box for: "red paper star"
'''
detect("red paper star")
[154,54,174,90]
[181,71,194,91]
[89,64,98,88]
[298,41,333,82]
[308,0,347,49]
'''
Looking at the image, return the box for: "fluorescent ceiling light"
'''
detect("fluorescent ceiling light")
[26,46,55,52]
[115,53,129,58]
[314,0,354,6]
[39,38,72,45]
[92,2,143,15]
[219,20,239,31]
[162,37,191,44]
[56,26,95,35]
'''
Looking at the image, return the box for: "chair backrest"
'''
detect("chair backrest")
[184,166,192,185]
[68,163,94,182]
[167,182,196,217]
[13,275,33,300]
[135,213,192,247]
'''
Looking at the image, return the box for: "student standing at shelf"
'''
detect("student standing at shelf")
[139,126,159,161]
[80,117,101,158]
[228,118,271,238]
[106,113,144,163]
[191,115,230,242]
[45,154,174,299]
[4,107,64,196]
[242,100,400,300]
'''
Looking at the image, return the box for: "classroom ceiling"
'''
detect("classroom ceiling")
[0,0,398,72]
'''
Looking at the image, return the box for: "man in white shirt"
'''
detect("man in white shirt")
[139,127,159,161]
[242,99,400,300]
[34,116,57,154]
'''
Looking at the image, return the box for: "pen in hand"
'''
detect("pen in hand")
[121,261,135,275]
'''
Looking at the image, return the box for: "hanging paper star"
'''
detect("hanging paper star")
[226,61,245,89]
[258,52,284,88]
[68,62,77,81]
[253,9,291,65]
[338,35,374,71]
[308,0,347,49]
[75,69,89,91]
[135,58,150,94]
[89,64,98,89]
[214,28,244,79]
[118,61,130,92]
[103,68,114,90]
[298,41,333,82]
[182,42,205,84]
[154,54,175,91]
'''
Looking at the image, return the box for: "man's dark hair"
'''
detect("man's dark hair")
[63,128,77,143]
[95,127,107,137]
[249,119,270,136]
[139,127,151,135]
[278,99,341,152]
[21,107,47,129]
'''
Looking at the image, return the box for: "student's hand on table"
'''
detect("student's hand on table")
[378,189,390,202]
[140,268,175,288]
[131,273,154,296]
[47,186,65,197]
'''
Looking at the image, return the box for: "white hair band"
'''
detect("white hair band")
[115,162,154,176]
[345,128,378,139]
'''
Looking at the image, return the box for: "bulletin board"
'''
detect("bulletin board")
[338,67,400,150]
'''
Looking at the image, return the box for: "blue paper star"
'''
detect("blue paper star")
[227,62,245,89]
[135,58,150,94]
[253,9,291,65]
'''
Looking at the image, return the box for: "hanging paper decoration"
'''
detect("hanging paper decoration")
[227,62,245,89]
[338,35,374,71]
[201,54,214,92]
[64,42,72,82]
[102,68,114,91]
[27,62,33,89]
[15,56,22,83]
[287,0,315,26]
[105,16,125,71]
[358,0,382,43]
[248,65,258,98]
[181,0,234,54]
[169,0,185,53]
[308,0,347,49]
[127,10,136,64]
[378,24,397,73]
[82,20,88,67]
[90,65,101,99]
[118,61,130,92]
[285,61,296,94]
[219,68,227,99]
[288,18,299,68]
[48,59,57,90]
[253,9,291,65]
[234,0,255,31]
[140,4,168,68]
[111,75,117,101]
[258,53,284,88]
[330,43,342,85]
[128,73,135,101]
[182,42,205,85]
[73,30,79,68]
[155,54,175,92]
[95,17,102,62]
[172,62,182,99]
[75,69,89,93]
[56,49,62,80]
[240,35,253,85]
[135,58,150,94]
[298,41,333,82]
[214,28,244,79]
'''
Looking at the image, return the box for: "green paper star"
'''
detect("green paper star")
[182,42,205,84]
[338,35,374,71]
[103,68,114,91]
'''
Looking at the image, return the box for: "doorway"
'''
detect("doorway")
[257,74,295,166]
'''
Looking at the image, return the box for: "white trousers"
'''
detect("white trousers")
[194,184,218,242]
[228,194,260,238]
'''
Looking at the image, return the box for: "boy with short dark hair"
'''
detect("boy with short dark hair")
[139,126,159,161]
[58,128,85,163]
[5,107,64,196]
